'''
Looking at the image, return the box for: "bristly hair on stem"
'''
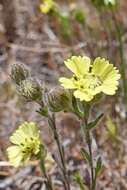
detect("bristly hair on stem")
[48,113,70,190]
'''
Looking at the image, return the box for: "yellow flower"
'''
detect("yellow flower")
[7,122,41,167]
[59,56,120,102]
[40,0,54,14]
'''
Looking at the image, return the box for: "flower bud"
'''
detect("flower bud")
[45,87,71,112]
[11,64,29,85]
[18,79,42,102]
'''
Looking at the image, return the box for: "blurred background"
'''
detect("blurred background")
[0,0,127,189]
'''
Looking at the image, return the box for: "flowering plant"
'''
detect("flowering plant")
[7,122,42,167]
[59,56,120,102]
[7,55,120,190]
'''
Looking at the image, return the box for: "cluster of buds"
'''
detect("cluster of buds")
[8,55,121,190]
[11,64,43,103]
[11,64,72,113]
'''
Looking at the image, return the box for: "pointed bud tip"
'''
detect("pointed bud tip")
[11,63,29,85]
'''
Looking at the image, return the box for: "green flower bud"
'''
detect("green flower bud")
[11,64,29,85]
[45,87,71,112]
[18,79,42,102]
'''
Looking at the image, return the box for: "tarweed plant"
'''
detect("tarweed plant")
[7,56,120,190]
[59,56,120,189]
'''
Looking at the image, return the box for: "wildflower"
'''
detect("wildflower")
[11,64,29,85]
[45,86,71,112]
[59,56,120,102]
[18,79,42,102]
[40,0,55,14]
[7,122,42,167]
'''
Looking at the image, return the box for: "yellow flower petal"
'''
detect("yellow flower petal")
[64,56,91,77]
[92,57,110,79]
[74,90,94,102]
[7,146,23,167]
[101,84,118,95]
[20,122,40,138]
[92,57,120,95]
[40,0,54,14]
[59,77,76,89]
[10,131,26,145]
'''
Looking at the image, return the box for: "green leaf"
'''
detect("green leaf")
[86,113,103,130]
[73,171,86,190]
[72,96,84,118]
[95,157,102,177]
[81,148,91,165]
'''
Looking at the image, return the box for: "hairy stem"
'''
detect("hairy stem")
[48,114,70,190]
[40,150,53,190]
[83,116,95,190]
[86,130,94,190]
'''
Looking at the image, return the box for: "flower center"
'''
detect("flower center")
[72,74,102,91]
[20,137,39,155]
[86,75,102,91]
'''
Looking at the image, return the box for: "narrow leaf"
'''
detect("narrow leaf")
[95,157,102,177]
[73,171,86,190]
[81,148,91,165]
[87,113,103,130]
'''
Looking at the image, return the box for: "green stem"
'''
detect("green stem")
[39,148,53,190]
[87,131,94,190]
[84,118,95,190]
[48,114,70,190]
[81,103,95,190]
